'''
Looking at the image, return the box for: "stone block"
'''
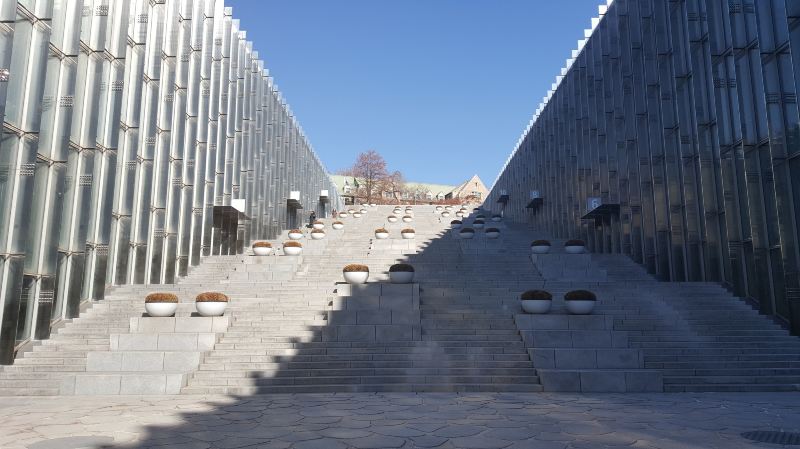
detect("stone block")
[529,349,555,368]
[530,330,572,347]
[327,310,357,325]
[555,349,597,369]
[580,371,626,393]
[357,310,392,325]
[568,315,610,330]
[112,334,158,350]
[119,374,167,395]
[74,374,121,395]
[121,352,164,371]
[596,349,641,369]
[163,352,201,372]
[337,325,375,342]
[376,325,414,342]
[380,295,414,310]
[625,371,663,392]
[158,334,199,351]
[86,352,123,372]
[538,370,580,392]
[571,330,612,348]
[391,310,420,325]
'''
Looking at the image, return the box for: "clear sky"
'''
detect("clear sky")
[227,0,603,186]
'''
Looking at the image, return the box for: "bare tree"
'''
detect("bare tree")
[348,150,388,204]
[381,170,406,204]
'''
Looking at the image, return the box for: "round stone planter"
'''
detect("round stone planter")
[401,232,415,239]
[566,300,596,315]
[435,206,443,212]
[196,301,227,317]
[253,246,272,256]
[445,206,453,211]
[338,213,349,218]
[531,245,551,254]
[521,300,552,314]
[332,223,344,230]
[370,203,377,207]
[387,216,398,223]
[459,231,475,240]
[312,223,325,230]
[145,302,177,317]
[565,245,586,254]
[402,217,413,223]
[310,232,325,240]
[343,271,369,284]
[451,223,462,230]
[473,223,485,230]
[360,209,368,214]
[492,216,502,222]
[441,212,451,217]
[456,212,465,218]
[486,231,500,239]
[288,232,303,240]
[353,213,362,218]
[283,246,303,256]
[389,271,414,284]
[375,232,389,239]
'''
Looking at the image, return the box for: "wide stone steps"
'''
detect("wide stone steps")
[181,382,544,394]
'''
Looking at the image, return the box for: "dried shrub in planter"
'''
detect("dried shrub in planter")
[564,290,597,301]
[252,241,272,248]
[565,239,586,246]
[375,228,389,233]
[460,227,475,233]
[333,221,344,225]
[196,292,229,302]
[145,293,178,303]
[531,240,551,246]
[389,263,415,272]
[289,229,302,234]
[450,220,462,225]
[343,264,369,272]
[520,290,552,301]
[401,228,415,233]
[283,241,303,248]
[311,229,325,233]
[486,228,500,233]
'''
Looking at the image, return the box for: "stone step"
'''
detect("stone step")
[180,383,544,394]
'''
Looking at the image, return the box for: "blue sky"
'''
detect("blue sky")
[227,0,603,186]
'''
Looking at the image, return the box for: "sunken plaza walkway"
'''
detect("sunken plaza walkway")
[0,205,799,448]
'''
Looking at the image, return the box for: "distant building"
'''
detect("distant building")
[329,174,488,205]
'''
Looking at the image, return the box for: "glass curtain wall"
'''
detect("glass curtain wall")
[487,0,800,335]
[0,0,342,364]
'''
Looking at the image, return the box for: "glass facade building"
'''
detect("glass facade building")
[487,0,800,334]
[0,0,342,363]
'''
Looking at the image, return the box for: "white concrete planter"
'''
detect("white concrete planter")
[343,271,369,284]
[370,203,377,207]
[253,247,272,256]
[145,302,177,317]
[521,300,552,314]
[402,217,413,223]
[283,246,303,256]
[389,271,414,284]
[435,206,443,212]
[451,223,462,230]
[401,232,415,239]
[375,232,389,239]
[566,300,596,315]
[459,232,475,239]
[288,232,303,240]
[486,231,500,239]
[312,223,325,230]
[445,206,453,210]
[441,212,451,217]
[360,209,368,214]
[473,223,485,229]
[310,232,325,240]
[492,216,502,222]
[339,213,349,218]
[196,301,227,317]
[332,223,344,230]
[353,213,362,218]
[387,216,398,223]
[456,212,465,218]
[565,245,586,254]
[531,245,551,254]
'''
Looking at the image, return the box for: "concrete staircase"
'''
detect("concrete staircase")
[1,204,798,395]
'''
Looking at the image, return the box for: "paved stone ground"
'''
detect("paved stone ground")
[1,393,798,448]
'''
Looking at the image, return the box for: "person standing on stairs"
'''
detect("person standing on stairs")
[308,210,317,228]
